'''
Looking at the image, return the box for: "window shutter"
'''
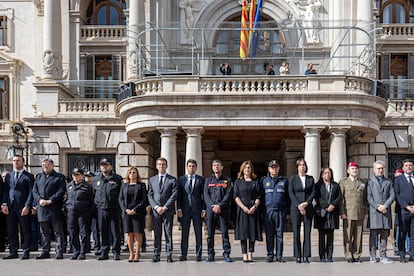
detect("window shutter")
[112,54,120,80]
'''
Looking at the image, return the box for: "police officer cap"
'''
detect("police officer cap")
[72,168,84,175]
[268,160,280,167]
[99,158,112,165]
[84,171,95,177]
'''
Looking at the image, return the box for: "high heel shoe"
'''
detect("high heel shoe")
[247,253,253,263]
[242,254,248,263]
[133,253,140,262]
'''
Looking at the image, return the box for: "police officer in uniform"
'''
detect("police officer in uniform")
[65,168,94,260]
[93,159,123,260]
[339,161,367,263]
[204,159,233,262]
[261,160,290,263]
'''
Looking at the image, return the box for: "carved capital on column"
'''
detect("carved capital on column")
[329,126,350,138]
[42,49,62,80]
[302,126,325,137]
[183,127,204,138]
[33,0,44,16]
[158,127,178,138]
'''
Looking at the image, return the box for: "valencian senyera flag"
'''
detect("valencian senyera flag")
[240,0,249,59]
[240,0,264,60]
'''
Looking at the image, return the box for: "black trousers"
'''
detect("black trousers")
[206,210,231,258]
[318,229,334,260]
[39,220,64,254]
[152,213,174,257]
[290,210,312,258]
[67,210,91,256]
[98,208,121,255]
[6,205,32,255]
[180,211,203,258]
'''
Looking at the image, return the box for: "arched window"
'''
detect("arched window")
[87,0,126,25]
[378,0,413,23]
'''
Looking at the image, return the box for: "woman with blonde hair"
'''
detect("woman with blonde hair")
[234,160,262,262]
[118,167,148,262]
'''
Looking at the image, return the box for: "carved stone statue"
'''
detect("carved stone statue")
[179,0,203,43]
[292,0,322,43]
[42,49,62,79]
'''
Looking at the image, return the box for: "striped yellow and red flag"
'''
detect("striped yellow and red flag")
[240,0,249,59]
[248,0,256,54]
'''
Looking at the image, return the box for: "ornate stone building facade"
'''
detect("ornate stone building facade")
[0,0,411,182]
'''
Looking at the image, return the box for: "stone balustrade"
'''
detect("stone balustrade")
[80,25,126,39]
[380,24,414,39]
[388,100,414,113]
[58,99,118,117]
[134,75,375,95]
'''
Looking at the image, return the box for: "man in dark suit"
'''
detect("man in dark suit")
[148,157,178,263]
[1,155,35,260]
[177,159,205,262]
[204,159,233,262]
[394,158,414,263]
[32,158,66,260]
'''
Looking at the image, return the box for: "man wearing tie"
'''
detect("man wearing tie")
[177,159,205,262]
[394,159,414,262]
[148,157,178,263]
[1,155,35,260]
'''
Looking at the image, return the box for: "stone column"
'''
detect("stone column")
[158,127,178,178]
[42,0,62,79]
[329,128,349,183]
[303,127,323,182]
[127,0,144,80]
[183,127,204,176]
[355,0,373,77]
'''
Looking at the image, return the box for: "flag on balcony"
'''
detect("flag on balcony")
[248,0,256,52]
[240,0,249,59]
[249,0,263,58]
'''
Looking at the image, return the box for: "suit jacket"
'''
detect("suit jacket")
[394,174,414,216]
[314,180,341,229]
[288,174,316,213]
[32,170,66,222]
[339,177,367,220]
[177,174,205,215]
[118,182,148,219]
[148,174,177,217]
[367,176,394,229]
[2,170,34,210]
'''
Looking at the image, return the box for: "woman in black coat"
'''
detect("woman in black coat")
[289,158,316,263]
[314,166,342,262]
[234,160,262,262]
[118,167,148,262]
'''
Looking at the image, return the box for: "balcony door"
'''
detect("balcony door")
[67,154,116,177]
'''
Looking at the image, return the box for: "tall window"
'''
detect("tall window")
[0,16,7,46]
[87,0,126,25]
[0,76,9,119]
[377,0,414,23]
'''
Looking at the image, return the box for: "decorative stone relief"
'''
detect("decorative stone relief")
[42,49,62,79]
[33,0,44,16]
[179,0,206,44]
[290,0,322,43]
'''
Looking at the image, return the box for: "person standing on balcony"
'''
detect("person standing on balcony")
[1,155,35,260]
[367,160,394,264]
[340,162,367,263]
[93,158,123,261]
[177,159,205,262]
[204,159,233,263]
[304,63,317,75]
[220,63,232,75]
[32,158,66,260]
[148,157,178,263]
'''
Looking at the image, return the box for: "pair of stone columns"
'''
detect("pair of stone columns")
[159,127,204,178]
[304,127,348,183]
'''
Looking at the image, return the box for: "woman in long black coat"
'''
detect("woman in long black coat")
[234,160,262,262]
[314,166,342,262]
[118,167,148,262]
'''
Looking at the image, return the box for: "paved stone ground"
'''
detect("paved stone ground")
[0,226,408,276]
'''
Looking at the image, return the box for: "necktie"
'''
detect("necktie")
[189,177,193,193]
[159,175,163,189]
[409,176,413,186]
[14,171,19,182]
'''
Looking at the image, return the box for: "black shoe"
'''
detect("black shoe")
[167,256,174,263]
[36,253,51,259]
[277,257,286,263]
[347,258,355,263]
[327,258,333,263]
[205,257,214,262]
[320,258,326,263]
[266,256,274,263]
[354,257,362,263]
[196,256,202,262]
[21,253,30,260]
[97,254,109,261]
[179,255,187,261]
[78,254,86,260]
[152,255,160,262]
[113,253,121,261]
[303,257,310,263]
[296,257,302,263]
[400,257,407,263]
[70,255,79,260]
[55,253,63,260]
[2,254,18,260]
[94,250,101,256]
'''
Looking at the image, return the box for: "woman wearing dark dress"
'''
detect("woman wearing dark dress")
[118,167,148,262]
[313,166,342,262]
[289,158,316,263]
[234,160,263,262]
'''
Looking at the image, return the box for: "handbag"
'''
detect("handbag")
[314,206,326,217]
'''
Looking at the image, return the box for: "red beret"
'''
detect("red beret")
[347,162,359,168]
[395,169,404,173]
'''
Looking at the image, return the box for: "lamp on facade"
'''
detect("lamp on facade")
[7,122,29,164]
